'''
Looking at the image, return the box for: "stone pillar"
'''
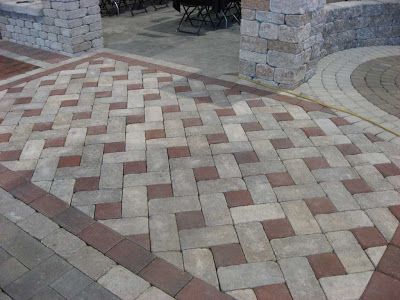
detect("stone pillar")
[42,0,103,55]
[239,0,326,89]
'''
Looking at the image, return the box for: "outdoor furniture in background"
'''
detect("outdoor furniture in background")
[173,0,239,35]
[130,0,169,16]
[175,0,217,34]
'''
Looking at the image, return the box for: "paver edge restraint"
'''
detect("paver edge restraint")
[238,75,400,138]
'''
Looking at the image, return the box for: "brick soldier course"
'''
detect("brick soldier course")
[0,46,400,298]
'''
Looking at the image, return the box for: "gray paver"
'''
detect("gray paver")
[51,268,93,299]
[271,234,332,259]
[279,257,326,300]
[217,262,284,291]
[98,266,150,300]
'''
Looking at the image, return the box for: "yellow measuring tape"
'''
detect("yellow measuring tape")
[238,75,400,137]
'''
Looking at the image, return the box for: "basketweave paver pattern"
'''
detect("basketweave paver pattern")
[296,46,400,143]
[0,51,400,299]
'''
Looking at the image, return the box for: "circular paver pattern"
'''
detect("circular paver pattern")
[351,56,400,118]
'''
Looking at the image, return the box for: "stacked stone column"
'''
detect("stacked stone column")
[41,0,103,54]
[239,0,326,89]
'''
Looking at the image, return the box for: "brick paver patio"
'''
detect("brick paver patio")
[0,44,400,299]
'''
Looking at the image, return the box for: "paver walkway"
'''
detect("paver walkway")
[0,44,400,299]
[296,46,400,142]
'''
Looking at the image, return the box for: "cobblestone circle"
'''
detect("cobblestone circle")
[351,56,400,118]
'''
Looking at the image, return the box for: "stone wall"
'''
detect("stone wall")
[0,0,103,55]
[239,0,400,89]
[322,0,400,55]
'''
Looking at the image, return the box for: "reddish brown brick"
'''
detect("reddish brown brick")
[211,243,246,267]
[10,182,46,204]
[194,96,212,104]
[234,151,259,164]
[308,253,346,279]
[124,161,147,174]
[175,211,205,230]
[79,222,122,253]
[127,234,151,251]
[127,114,145,124]
[58,156,81,168]
[241,122,263,132]
[74,177,99,192]
[95,91,112,98]
[215,108,235,117]
[30,194,69,218]
[375,163,400,177]
[361,271,400,300]
[272,112,294,122]
[87,125,107,135]
[389,205,400,221]
[336,143,362,156]
[53,207,95,235]
[377,245,400,281]
[32,122,53,131]
[271,138,294,149]
[365,132,383,143]
[113,74,128,81]
[73,112,91,120]
[193,166,219,181]
[147,184,173,199]
[139,258,192,296]
[352,227,387,249]
[127,83,143,90]
[82,81,98,88]
[109,102,127,110]
[144,93,161,101]
[182,118,202,128]
[343,179,373,194]
[106,239,155,273]
[22,109,41,117]
[266,172,295,187]
[44,137,65,148]
[302,127,326,137]
[0,150,21,161]
[104,142,125,154]
[247,99,265,107]
[224,190,253,208]
[176,278,232,300]
[158,76,172,83]
[206,133,228,144]
[175,86,191,93]
[330,117,350,126]
[95,202,122,220]
[262,218,295,240]
[0,170,26,191]
[298,100,323,112]
[162,105,180,113]
[392,227,400,248]
[49,89,66,96]
[254,283,293,300]
[60,100,78,107]
[145,129,165,140]
[167,146,190,158]
[0,133,11,143]
[14,97,32,105]
[304,197,337,215]
[303,157,330,170]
